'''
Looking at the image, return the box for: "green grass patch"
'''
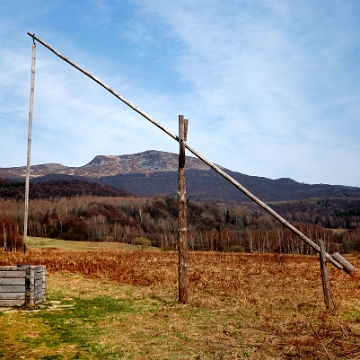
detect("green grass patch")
[0,273,251,359]
[32,297,137,359]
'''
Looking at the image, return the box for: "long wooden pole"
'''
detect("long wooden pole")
[178,115,188,304]
[27,32,351,272]
[23,39,37,253]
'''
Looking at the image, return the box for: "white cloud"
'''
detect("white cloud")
[0,0,359,187]
[129,0,360,185]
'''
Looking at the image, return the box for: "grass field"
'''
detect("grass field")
[1,238,360,359]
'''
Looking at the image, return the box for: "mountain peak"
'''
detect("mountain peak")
[82,150,212,175]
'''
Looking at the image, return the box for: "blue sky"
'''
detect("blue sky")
[1,0,360,187]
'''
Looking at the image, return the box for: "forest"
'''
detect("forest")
[1,178,360,254]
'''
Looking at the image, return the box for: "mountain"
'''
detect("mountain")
[1,150,360,204]
[96,169,360,203]
[83,151,213,175]
[0,150,212,179]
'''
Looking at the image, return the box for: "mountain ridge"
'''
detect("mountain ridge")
[1,150,360,204]
[0,150,214,179]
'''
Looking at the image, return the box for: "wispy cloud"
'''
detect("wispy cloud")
[0,0,359,186]
[131,0,360,185]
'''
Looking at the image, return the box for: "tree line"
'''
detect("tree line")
[0,178,133,200]
[1,193,360,254]
[270,198,360,230]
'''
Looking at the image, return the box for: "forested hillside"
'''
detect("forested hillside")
[1,181,360,254]
[0,178,134,200]
[79,169,360,203]
[2,150,360,204]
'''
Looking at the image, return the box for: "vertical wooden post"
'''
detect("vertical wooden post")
[3,227,7,251]
[178,115,188,304]
[319,240,333,310]
[24,39,36,253]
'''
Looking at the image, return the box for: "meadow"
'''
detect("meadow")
[0,238,360,359]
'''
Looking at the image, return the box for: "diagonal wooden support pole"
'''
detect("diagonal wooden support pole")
[27,32,354,273]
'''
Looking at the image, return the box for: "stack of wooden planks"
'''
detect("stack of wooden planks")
[0,265,46,307]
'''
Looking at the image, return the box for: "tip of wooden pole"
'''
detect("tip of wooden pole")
[332,252,355,274]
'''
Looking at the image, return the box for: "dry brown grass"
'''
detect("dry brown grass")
[1,247,360,358]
